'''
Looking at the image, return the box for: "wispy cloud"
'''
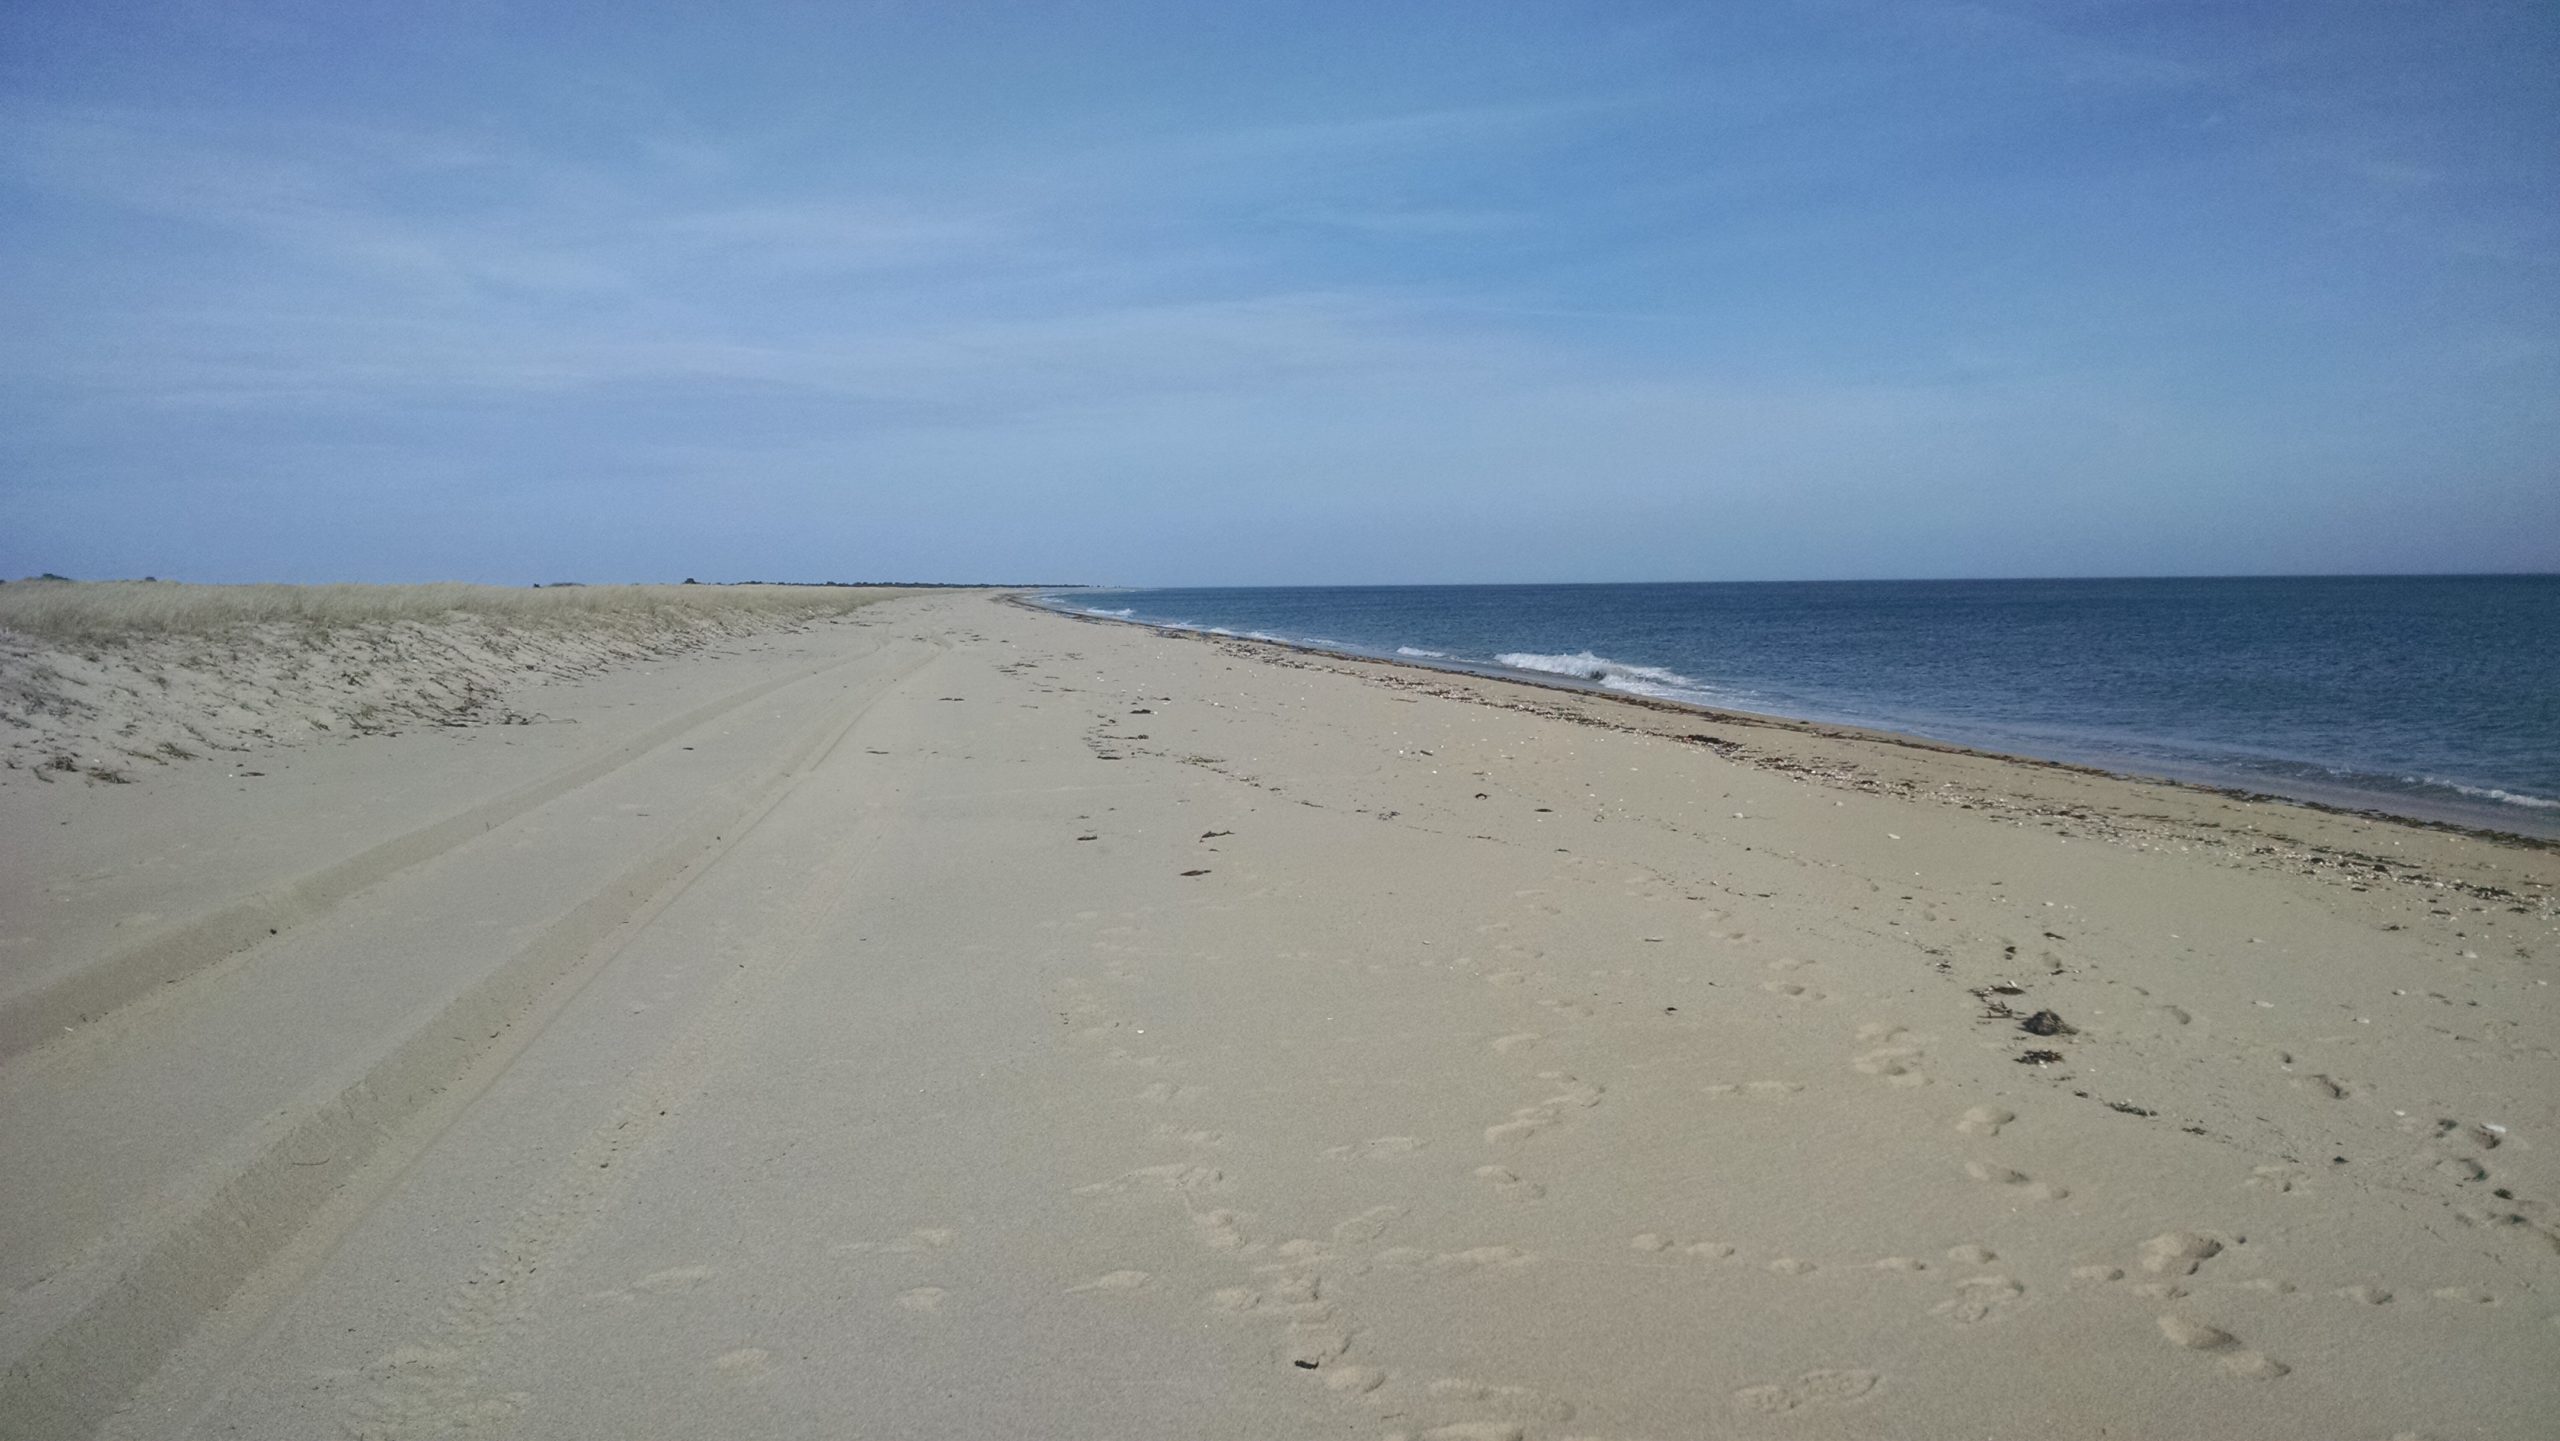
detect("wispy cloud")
[3,106,634,296]
[658,202,1006,270]
[1268,203,1530,237]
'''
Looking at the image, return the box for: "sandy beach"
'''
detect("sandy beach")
[3,587,2553,1440]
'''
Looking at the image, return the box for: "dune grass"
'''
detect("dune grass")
[0,581,911,644]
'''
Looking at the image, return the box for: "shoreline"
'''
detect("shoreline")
[1023,595,2560,849]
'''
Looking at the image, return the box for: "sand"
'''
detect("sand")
[1,590,2552,1440]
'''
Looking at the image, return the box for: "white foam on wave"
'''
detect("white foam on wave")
[2428,779,2560,810]
[1495,650,1711,701]
[1395,645,1448,658]
[1083,606,1135,618]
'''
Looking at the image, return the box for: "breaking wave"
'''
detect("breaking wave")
[1494,650,1711,701]
[2428,779,2560,810]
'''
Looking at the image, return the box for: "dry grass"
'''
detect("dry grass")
[0,580,935,783]
[0,581,910,644]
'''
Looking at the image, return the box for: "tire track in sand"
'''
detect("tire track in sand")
[11,643,943,1441]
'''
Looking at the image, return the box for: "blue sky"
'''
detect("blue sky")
[3,1,2554,584]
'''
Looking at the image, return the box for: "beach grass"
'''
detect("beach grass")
[0,580,906,644]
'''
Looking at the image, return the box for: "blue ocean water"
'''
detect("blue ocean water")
[1042,577,2560,838]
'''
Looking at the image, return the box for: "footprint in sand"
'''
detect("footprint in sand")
[634,1265,716,1293]
[1932,1274,2026,1325]
[1965,1159,2070,1200]
[1536,1071,1605,1107]
[1150,1124,1226,1148]
[1733,1369,1879,1412]
[1474,1165,1547,1201]
[1760,980,1826,1002]
[1332,1205,1407,1244]
[1489,1032,1542,1054]
[1380,1245,1537,1272]
[1853,1025,1930,1086]
[1485,1108,1558,1144]
[1956,1105,2015,1136]
[2245,1165,2312,1195]
[1258,1271,1332,1321]
[2156,1313,2289,1378]
[1322,1364,1388,1395]
[1191,1209,1256,1251]
[1325,1136,1427,1161]
[828,1228,956,1258]
[1283,1322,1352,1367]
[1704,1080,1803,1098]
[1633,1233,1731,1259]
[1436,1245,1537,1271]
[2138,1233,2222,1276]
[1269,1237,1339,1265]
[1075,1162,1227,1197]
[895,1286,949,1312]
[1067,1271,1151,1294]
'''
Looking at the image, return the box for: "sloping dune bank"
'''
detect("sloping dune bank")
[2,590,2552,1440]
[0,581,912,784]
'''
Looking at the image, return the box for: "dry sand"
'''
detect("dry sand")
[1,590,2552,1440]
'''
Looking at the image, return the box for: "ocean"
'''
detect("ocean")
[1040,576,2560,838]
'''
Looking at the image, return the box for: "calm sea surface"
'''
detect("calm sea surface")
[1041,577,2560,837]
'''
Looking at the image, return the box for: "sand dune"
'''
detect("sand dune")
[0,581,908,784]
[1,591,2551,1439]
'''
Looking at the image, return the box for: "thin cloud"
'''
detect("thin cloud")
[658,202,1012,271]
[1269,203,1531,236]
